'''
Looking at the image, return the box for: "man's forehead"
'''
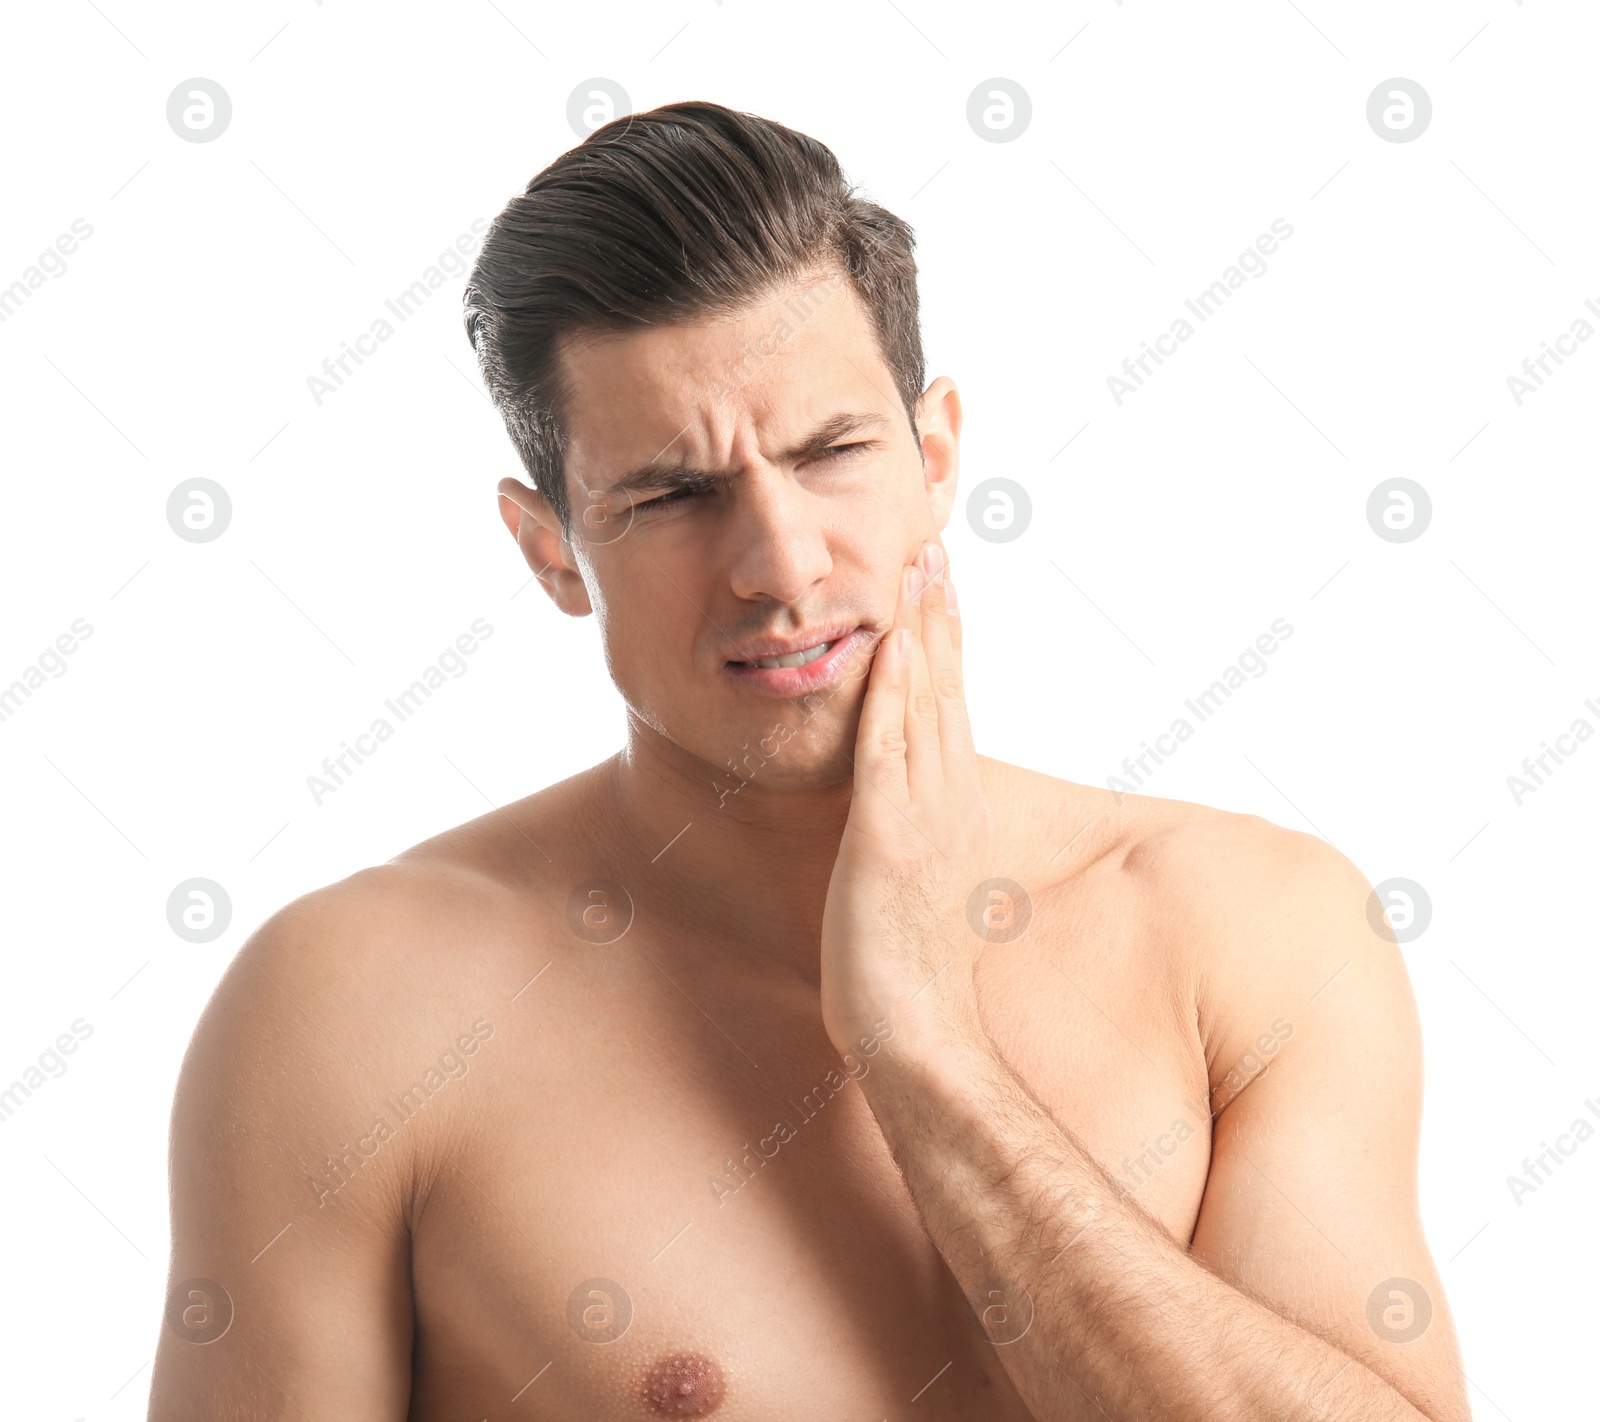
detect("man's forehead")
[563,264,858,367]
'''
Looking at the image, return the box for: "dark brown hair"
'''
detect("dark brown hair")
[462,100,925,539]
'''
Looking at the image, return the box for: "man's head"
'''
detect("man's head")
[464,100,960,789]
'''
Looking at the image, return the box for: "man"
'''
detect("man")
[150,101,1470,1420]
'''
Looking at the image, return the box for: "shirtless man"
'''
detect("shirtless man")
[148,101,1470,1420]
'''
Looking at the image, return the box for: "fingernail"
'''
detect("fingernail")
[907,567,924,599]
[921,543,944,576]
[945,578,959,616]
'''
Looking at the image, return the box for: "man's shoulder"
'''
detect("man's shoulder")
[1007,764,1402,1113]
[218,760,620,1048]
[1079,780,1402,1097]
[1114,789,1359,922]
[190,842,555,1107]
[380,758,611,890]
[993,757,1373,987]
[985,754,1340,895]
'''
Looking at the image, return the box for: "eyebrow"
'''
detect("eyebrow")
[601,410,891,501]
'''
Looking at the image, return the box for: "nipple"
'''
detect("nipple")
[640,1352,726,1416]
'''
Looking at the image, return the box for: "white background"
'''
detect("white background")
[1,0,1594,1416]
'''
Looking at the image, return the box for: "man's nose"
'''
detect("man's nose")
[722,466,832,605]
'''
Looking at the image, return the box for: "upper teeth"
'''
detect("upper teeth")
[747,640,834,670]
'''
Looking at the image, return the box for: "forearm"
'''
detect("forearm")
[856,1029,1434,1422]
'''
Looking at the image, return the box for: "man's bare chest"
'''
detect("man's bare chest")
[400,890,1212,1420]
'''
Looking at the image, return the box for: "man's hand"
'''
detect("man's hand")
[819,539,995,1061]
[813,545,1470,1422]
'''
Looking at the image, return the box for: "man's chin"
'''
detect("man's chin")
[702,710,860,798]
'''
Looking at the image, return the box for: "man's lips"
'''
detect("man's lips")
[724,621,870,666]
[723,625,879,698]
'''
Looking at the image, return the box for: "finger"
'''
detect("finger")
[901,560,943,808]
[851,586,914,821]
[914,544,977,793]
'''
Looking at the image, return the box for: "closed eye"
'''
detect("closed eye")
[641,443,876,512]
[814,440,873,461]
[645,486,702,510]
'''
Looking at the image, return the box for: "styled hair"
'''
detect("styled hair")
[462,100,925,539]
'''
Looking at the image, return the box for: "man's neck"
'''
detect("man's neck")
[596,728,858,988]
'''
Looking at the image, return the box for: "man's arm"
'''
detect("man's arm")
[851,826,1470,1422]
[819,542,1469,1421]
[147,880,417,1420]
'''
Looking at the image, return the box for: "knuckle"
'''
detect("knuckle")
[910,691,940,721]
[875,728,908,758]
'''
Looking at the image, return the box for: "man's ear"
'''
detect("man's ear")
[915,376,962,532]
[496,477,592,616]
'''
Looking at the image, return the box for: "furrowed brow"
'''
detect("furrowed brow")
[603,410,889,499]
